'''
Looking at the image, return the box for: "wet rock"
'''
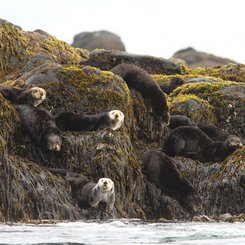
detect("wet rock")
[186,77,216,83]
[192,215,214,222]
[72,30,126,51]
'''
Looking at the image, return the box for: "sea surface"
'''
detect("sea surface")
[0,219,245,245]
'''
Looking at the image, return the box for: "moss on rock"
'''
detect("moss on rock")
[186,63,245,83]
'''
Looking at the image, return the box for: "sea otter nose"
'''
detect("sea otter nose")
[53,144,60,151]
[103,181,107,186]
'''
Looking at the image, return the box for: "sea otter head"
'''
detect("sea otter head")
[108,110,125,130]
[47,133,62,151]
[98,178,114,192]
[225,136,243,151]
[180,191,203,215]
[29,87,46,106]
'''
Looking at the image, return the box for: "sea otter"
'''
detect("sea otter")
[54,110,124,131]
[15,104,62,151]
[163,126,243,163]
[197,123,230,141]
[169,115,197,129]
[142,150,202,214]
[110,63,170,125]
[0,86,46,106]
[66,174,115,211]
[159,77,185,95]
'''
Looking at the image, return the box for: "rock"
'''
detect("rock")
[172,47,236,68]
[72,30,126,51]
[192,215,214,222]
[80,49,187,75]
[168,94,216,124]
[169,82,245,135]
[0,21,87,81]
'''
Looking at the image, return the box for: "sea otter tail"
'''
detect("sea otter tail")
[111,63,170,125]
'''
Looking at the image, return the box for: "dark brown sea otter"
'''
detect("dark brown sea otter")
[142,150,202,214]
[15,104,62,151]
[111,63,170,125]
[0,86,46,106]
[163,126,243,163]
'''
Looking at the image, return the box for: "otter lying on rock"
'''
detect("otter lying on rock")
[54,110,124,131]
[163,126,243,163]
[15,104,62,151]
[169,115,197,129]
[111,63,170,125]
[0,85,46,106]
[142,150,202,214]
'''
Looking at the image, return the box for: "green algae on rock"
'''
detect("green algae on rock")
[170,82,245,135]
[80,49,187,75]
[0,20,88,82]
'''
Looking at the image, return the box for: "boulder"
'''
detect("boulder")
[172,47,236,68]
[80,49,187,75]
[72,30,126,51]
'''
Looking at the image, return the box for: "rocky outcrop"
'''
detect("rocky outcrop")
[72,30,126,51]
[0,20,244,222]
[172,47,236,68]
[80,49,187,75]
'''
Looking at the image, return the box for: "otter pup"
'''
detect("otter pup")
[142,150,202,214]
[163,126,243,163]
[54,110,124,131]
[111,63,170,125]
[15,104,62,151]
[0,86,46,106]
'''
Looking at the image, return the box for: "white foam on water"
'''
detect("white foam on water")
[0,220,245,245]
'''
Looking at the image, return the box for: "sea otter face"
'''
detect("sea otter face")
[181,192,203,215]
[47,133,62,151]
[108,110,125,130]
[98,178,114,192]
[226,136,243,150]
[30,87,46,106]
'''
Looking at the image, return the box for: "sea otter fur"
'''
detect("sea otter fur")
[54,110,124,131]
[142,150,202,214]
[163,126,243,162]
[15,104,62,151]
[111,63,170,124]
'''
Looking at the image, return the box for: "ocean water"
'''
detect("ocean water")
[0,219,245,245]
